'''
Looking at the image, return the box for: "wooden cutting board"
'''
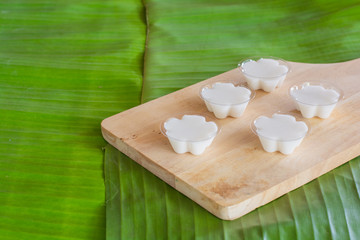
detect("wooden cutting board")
[101,59,360,220]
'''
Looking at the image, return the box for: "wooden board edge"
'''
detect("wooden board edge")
[101,120,176,188]
[175,143,360,220]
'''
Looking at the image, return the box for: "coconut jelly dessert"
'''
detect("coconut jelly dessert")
[200,82,254,119]
[239,57,290,92]
[289,82,342,118]
[252,113,309,155]
[162,115,219,155]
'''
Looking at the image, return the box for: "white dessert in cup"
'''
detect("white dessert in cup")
[200,82,255,119]
[252,113,309,155]
[289,82,343,119]
[239,57,290,92]
[161,115,219,155]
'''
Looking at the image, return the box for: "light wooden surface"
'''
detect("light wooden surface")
[101,59,360,220]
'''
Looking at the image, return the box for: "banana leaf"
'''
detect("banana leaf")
[142,0,360,102]
[1,0,360,239]
[0,0,145,239]
[106,147,360,239]
[106,0,360,239]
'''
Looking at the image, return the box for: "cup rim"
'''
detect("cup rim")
[238,56,291,79]
[160,113,221,142]
[289,81,344,106]
[250,112,311,142]
[199,81,256,106]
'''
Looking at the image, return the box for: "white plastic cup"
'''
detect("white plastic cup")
[251,113,310,155]
[161,114,220,155]
[200,82,255,119]
[289,82,343,119]
[238,56,291,92]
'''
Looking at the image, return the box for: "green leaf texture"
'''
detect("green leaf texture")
[105,149,360,240]
[1,0,360,239]
[106,0,360,239]
[142,0,360,102]
[0,0,145,239]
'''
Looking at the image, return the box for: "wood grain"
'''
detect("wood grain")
[101,59,360,220]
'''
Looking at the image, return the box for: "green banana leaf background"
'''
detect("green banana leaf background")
[1,0,360,239]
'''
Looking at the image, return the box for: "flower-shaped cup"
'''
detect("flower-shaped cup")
[161,114,220,155]
[200,82,255,119]
[238,57,290,92]
[251,113,310,155]
[289,82,343,119]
